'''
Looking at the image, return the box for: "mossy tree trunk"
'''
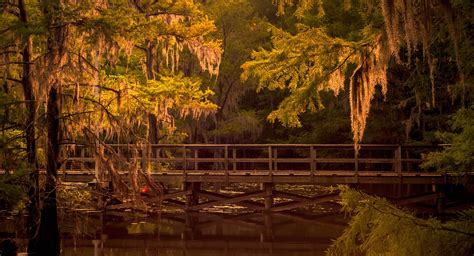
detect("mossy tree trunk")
[18,0,40,253]
[37,86,61,256]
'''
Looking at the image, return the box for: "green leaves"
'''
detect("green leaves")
[266,85,323,127]
[421,106,474,173]
[328,186,474,256]
[81,72,217,136]
[140,74,217,120]
[57,183,92,209]
[241,24,357,127]
[209,110,262,141]
[0,164,30,211]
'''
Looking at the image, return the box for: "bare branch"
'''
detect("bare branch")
[135,45,146,51]
[0,123,23,131]
[0,100,33,106]
[60,110,95,120]
[63,83,125,94]
[0,26,15,34]
[0,50,19,55]
[0,61,34,66]
[0,76,21,84]
[66,50,99,72]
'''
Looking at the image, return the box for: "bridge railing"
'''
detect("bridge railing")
[63,144,445,176]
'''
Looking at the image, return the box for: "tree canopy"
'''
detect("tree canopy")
[0,0,472,255]
[242,0,472,149]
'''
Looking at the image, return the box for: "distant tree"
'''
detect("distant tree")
[185,0,270,144]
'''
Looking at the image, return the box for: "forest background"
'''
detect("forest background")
[0,0,472,255]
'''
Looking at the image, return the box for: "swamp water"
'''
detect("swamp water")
[1,211,345,256]
[1,184,346,255]
[64,211,344,256]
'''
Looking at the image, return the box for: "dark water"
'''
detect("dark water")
[57,210,345,256]
[1,183,347,255]
[0,210,345,256]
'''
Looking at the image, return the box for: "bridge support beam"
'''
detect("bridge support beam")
[435,184,446,214]
[263,183,273,241]
[185,182,201,211]
[263,183,274,211]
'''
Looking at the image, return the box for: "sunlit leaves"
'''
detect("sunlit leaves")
[242,0,472,151]
[57,183,92,209]
[241,24,362,128]
[62,72,217,140]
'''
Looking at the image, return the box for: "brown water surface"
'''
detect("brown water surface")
[0,209,345,256]
[56,210,345,256]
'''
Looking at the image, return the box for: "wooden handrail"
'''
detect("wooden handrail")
[63,144,444,175]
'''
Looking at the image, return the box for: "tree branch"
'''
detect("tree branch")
[0,61,34,66]
[63,83,124,94]
[355,192,474,237]
[0,76,22,84]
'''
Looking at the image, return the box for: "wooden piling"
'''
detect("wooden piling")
[264,183,273,211]
[185,182,201,211]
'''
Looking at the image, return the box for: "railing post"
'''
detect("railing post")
[146,146,149,171]
[80,146,85,170]
[140,145,146,172]
[225,145,229,183]
[310,146,316,182]
[273,148,278,172]
[95,144,101,180]
[156,146,161,172]
[396,145,402,177]
[194,149,198,171]
[396,145,403,198]
[268,146,273,174]
[232,148,237,171]
[183,145,187,174]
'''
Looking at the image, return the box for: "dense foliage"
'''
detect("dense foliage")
[328,187,474,256]
[242,0,472,148]
[422,106,474,173]
[0,0,472,255]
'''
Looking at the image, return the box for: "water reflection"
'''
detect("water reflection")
[61,211,345,256]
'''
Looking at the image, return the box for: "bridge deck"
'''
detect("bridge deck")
[61,170,466,184]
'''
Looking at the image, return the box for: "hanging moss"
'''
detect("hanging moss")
[242,0,471,151]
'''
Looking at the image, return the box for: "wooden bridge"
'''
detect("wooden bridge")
[63,143,467,184]
[60,144,472,213]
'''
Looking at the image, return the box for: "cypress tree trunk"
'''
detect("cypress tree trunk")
[37,2,64,253]
[37,86,61,256]
[145,40,161,145]
[18,0,40,253]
